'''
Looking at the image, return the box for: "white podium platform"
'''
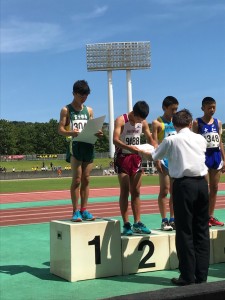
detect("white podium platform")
[50,219,122,282]
[50,219,225,282]
[121,231,170,275]
[211,228,225,263]
[168,230,215,269]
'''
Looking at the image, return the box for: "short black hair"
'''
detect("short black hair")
[172,109,192,128]
[133,101,149,119]
[202,97,216,106]
[73,80,91,95]
[162,96,179,109]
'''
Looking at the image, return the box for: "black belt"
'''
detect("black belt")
[173,176,205,180]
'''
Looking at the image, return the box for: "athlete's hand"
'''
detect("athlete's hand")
[138,150,149,159]
[154,160,163,174]
[95,130,104,138]
[71,129,79,137]
[222,161,225,173]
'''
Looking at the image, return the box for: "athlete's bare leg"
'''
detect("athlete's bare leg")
[158,167,170,219]
[208,168,221,216]
[118,172,130,223]
[130,172,142,223]
[80,161,93,209]
[71,156,82,212]
[70,156,93,211]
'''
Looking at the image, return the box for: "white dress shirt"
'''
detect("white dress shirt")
[151,127,208,178]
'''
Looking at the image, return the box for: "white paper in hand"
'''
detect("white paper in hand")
[73,115,106,144]
[136,144,155,153]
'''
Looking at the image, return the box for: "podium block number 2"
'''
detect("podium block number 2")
[88,235,101,264]
[138,240,156,269]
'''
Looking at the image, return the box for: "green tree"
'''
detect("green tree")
[0,120,17,155]
[15,122,36,154]
[46,119,67,153]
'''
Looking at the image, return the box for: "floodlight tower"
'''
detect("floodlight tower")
[86,42,151,158]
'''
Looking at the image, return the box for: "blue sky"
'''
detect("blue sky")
[1,0,225,124]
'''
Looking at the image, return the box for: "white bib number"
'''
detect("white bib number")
[125,135,140,146]
[203,132,220,148]
[123,135,140,154]
[72,120,87,133]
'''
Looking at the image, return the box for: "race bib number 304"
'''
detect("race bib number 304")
[72,120,88,133]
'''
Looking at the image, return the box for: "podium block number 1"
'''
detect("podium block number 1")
[88,235,101,264]
[50,219,122,282]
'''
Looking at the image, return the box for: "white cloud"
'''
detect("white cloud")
[0,6,111,54]
[0,19,62,53]
[71,5,108,21]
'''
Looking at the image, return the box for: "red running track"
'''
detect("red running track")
[0,184,225,226]
[0,186,161,204]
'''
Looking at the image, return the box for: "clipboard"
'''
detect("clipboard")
[73,115,106,144]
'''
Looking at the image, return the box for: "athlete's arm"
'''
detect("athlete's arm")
[87,107,94,119]
[142,120,158,147]
[152,119,164,143]
[58,106,79,138]
[151,119,163,173]
[218,120,225,172]
[192,119,199,133]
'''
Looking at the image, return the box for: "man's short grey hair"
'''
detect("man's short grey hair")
[172,109,193,128]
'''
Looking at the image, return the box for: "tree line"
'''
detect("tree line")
[0,119,224,155]
[0,119,109,155]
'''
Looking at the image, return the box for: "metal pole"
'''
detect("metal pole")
[107,71,115,158]
[126,70,133,112]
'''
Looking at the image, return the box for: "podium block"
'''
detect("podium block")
[168,233,178,270]
[211,228,225,263]
[121,231,170,275]
[209,230,214,264]
[50,219,122,282]
[168,230,214,269]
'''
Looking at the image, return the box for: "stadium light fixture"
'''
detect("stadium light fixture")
[86,42,151,158]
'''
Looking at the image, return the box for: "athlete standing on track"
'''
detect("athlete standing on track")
[152,96,179,231]
[192,97,225,227]
[58,80,103,222]
[113,101,157,235]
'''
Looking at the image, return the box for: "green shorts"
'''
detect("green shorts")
[66,141,94,163]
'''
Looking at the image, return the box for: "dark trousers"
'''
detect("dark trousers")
[173,177,210,283]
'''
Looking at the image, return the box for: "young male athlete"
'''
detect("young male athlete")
[192,97,225,226]
[113,101,157,235]
[152,96,179,231]
[58,80,103,222]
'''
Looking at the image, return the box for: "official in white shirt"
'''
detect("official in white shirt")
[140,109,209,286]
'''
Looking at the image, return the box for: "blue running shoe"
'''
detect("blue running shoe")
[123,222,133,236]
[81,210,95,221]
[71,210,82,222]
[133,222,151,234]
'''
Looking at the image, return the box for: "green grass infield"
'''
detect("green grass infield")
[1,174,225,194]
